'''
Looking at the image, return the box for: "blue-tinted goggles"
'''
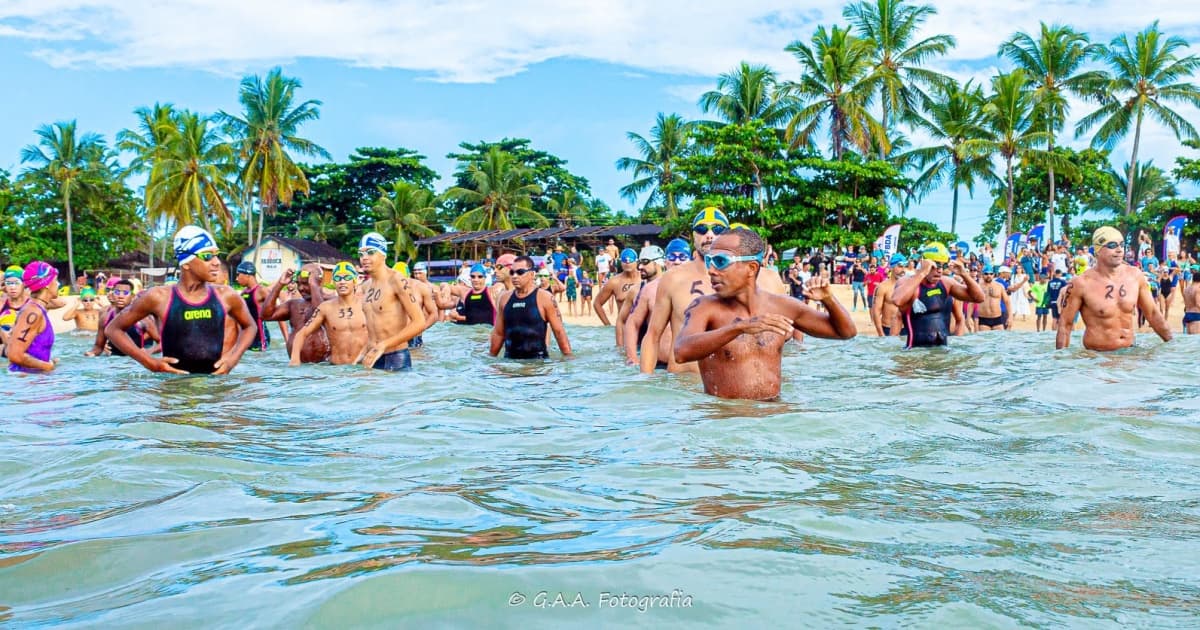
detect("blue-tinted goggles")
[332,273,357,282]
[704,252,764,271]
[666,252,691,262]
[693,223,728,236]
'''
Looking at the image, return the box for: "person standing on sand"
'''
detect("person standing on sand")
[1030,273,1049,332]
[674,229,855,400]
[579,270,594,316]
[290,261,369,366]
[1056,226,1172,352]
[355,233,426,371]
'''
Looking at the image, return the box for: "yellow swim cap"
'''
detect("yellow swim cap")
[691,206,730,228]
[729,222,752,230]
[1092,226,1123,248]
[919,242,950,263]
[333,261,358,279]
[391,261,409,277]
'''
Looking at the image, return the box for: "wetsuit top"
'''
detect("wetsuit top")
[503,289,549,359]
[455,288,495,326]
[103,309,146,356]
[241,285,269,350]
[904,281,953,349]
[8,303,54,373]
[161,285,226,374]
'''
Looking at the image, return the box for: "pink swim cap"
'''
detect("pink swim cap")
[495,253,517,267]
[23,261,57,293]
[106,276,122,289]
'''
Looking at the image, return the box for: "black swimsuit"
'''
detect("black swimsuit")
[456,289,495,325]
[104,309,147,356]
[161,285,226,374]
[904,281,953,348]
[503,289,549,359]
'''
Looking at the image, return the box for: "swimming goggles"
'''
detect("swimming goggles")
[3,279,20,287]
[196,251,219,262]
[638,257,663,266]
[666,253,691,262]
[109,289,132,296]
[1100,241,1122,250]
[704,252,764,270]
[692,224,728,236]
[332,273,357,282]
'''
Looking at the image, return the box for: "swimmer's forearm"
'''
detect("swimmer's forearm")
[674,325,742,363]
[817,296,856,339]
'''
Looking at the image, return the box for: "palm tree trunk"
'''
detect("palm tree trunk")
[64,187,76,287]
[951,181,960,236]
[256,201,267,246]
[1006,157,1015,242]
[1047,136,1056,244]
[1124,106,1145,215]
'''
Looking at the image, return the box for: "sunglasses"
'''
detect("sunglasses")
[332,273,357,282]
[196,251,219,262]
[704,253,763,271]
[666,253,690,262]
[110,289,131,296]
[693,224,728,236]
[512,268,535,276]
[1100,241,1122,250]
[638,258,662,266]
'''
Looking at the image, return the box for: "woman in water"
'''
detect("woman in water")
[7,261,60,373]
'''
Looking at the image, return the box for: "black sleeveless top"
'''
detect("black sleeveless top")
[456,289,495,325]
[904,281,953,349]
[162,285,226,374]
[104,309,146,356]
[503,289,549,359]
[241,285,269,350]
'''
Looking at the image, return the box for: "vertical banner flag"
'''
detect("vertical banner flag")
[1004,233,1024,260]
[1027,224,1045,250]
[879,224,902,261]
[1163,215,1186,261]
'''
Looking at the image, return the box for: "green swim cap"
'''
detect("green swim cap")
[81,287,96,298]
[3,265,22,280]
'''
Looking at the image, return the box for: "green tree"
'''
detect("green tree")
[446,139,589,220]
[546,189,590,227]
[1000,23,1106,241]
[116,103,178,177]
[698,62,791,126]
[844,0,955,153]
[145,111,238,232]
[978,147,1115,241]
[667,120,792,224]
[444,147,548,232]
[616,113,694,219]
[19,120,107,283]
[217,67,331,246]
[297,211,349,243]
[1076,22,1200,214]
[1088,161,1177,215]
[373,182,440,263]
[783,25,884,158]
[898,79,996,233]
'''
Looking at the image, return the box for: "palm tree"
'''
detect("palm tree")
[964,70,1068,238]
[898,80,997,233]
[373,182,440,263]
[144,111,238,233]
[444,147,548,232]
[1088,161,1177,215]
[1076,22,1200,214]
[783,25,884,158]
[546,189,590,228]
[116,103,177,177]
[297,211,349,243]
[698,63,791,126]
[19,121,106,284]
[615,113,694,219]
[844,0,955,153]
[216,67,330,246]
[1000,23,1106,242]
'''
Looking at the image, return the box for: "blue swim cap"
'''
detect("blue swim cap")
[359,232,390,254]
[173,225,218,264]
[666,238,692,257]
[470,264,487,276]
[691,206,729,228]
[620,248,638,263]
[889,253,907,265]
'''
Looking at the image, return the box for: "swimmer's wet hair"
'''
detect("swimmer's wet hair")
[728,228,765,258]
[513,255,536,269]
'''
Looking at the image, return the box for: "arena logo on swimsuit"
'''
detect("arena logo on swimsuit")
[183,308,214,321]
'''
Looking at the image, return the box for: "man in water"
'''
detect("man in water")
[61,287,103,332]
[870,254,907,336]
[290,261,369,366]
[1183,265,1200,333]
[1056,226,1172,351]
[356,232,426,370]
[87,278,159,357]
[593,247,641,348]
[891,242,984,348]
[106,226,257,374]
[235,261,270,351]
[7,261,62,373]
[406,262,439,348]
[977,267,1010,331]
[674,230,856,400]
[261,263,329,363]
[622,244,668,366]
[490,255,572,359]
[444,264,497,325]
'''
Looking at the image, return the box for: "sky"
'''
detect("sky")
[1,0,1198,244]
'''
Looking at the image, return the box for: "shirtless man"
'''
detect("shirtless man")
[674,229,856,400]
[593,248,641,348]
[261,263,329,362]
[1183,265,1200,333]
[977,267,1010,331]
[870,255,906,336]
[87,278,160,357]
[622,244,669,366]
[105,225,257,374]
[407,262,440,347]
[1056,226,1172,351]
[290,261,369,365]
[640,207,786,373]
[355,232,426,371]
[61,287,103,332]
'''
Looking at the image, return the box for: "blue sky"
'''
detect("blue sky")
[1,0,1198,244]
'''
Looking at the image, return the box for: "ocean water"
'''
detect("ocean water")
[2,327,1199,628]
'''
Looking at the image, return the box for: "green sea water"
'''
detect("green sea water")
[2,327,1199,628]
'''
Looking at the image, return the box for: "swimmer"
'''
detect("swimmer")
[490,253,517,303]
[105,226,257,374]
[1,265,30,357]
[7,261,61,373]
[977,267,1010,331]
[234,261,271,351]
[593,248,642,348]
[87,278,160,357]
[1056,226,1172,351]
[355,233,426,371]
[674,230,856,400]
[61,287,103,332]
[290,261,369,366]
[1183,265,1200,333]
[622,244,668,366]
[444,264,496,325]
[891,242,984,348]
[406,262,440,348]
[490,255,572,359]
[261,263,329,363]
[870,254,907,336]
